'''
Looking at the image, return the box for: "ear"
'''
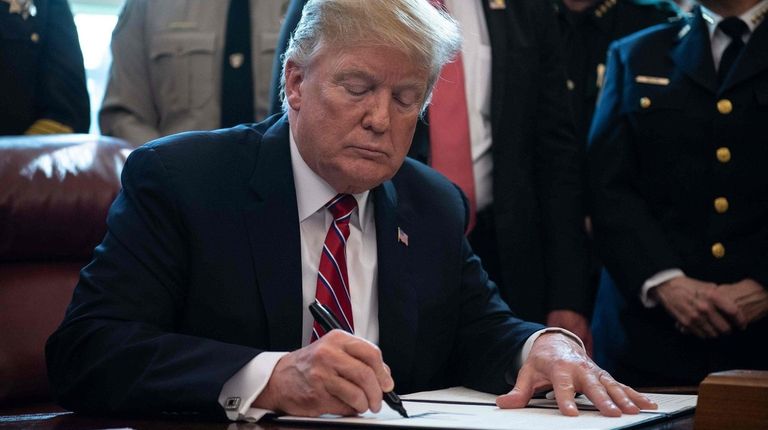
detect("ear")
[284,59,304,111]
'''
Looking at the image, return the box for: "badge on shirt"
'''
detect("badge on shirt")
[635,75,670,86]
[488,0,506,10]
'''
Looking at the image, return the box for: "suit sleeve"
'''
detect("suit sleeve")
[587,43,683,300]
[452,235,544,394]
[45,146,260,419]
[99,0,162,146]
[530,4,591,316]
[34,0,90,133]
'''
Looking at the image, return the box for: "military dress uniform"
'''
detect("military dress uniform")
[0,0,90,135]
[556,0,679,146]
[588,5,768,386]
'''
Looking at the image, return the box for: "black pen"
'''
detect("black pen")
[309,300,409,418]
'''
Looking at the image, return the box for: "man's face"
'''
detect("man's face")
[285,44,429,194]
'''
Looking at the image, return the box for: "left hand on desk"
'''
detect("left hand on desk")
[495,332,657,417]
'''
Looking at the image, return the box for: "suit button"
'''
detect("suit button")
[716,147,731,163]
[640,97,651,109]
[30,32,40,43]
[717,99,733,114]
[714,197,729,213]
[711,242,725,259]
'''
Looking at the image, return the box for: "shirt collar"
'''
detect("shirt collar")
[700,0,768,37]
[289,129,371,230]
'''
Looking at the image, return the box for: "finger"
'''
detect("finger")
[312,333,384,412]
[710,290,748,329]
[695,295,732,335]
[597,373,641,415]
[343,338,394,392]
[552,379,579,417]
[496,366,539,409]
[325,373,375,414]
[621,385,658,411]
[577,372,620,417]
[705,308,733,335]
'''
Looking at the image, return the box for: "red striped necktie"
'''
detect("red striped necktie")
[311,194,357,341]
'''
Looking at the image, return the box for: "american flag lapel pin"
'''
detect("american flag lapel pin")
[397,227,409,247]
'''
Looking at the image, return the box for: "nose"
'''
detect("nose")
[362,91,390,134]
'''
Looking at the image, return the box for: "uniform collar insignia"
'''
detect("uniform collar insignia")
[1,0,36,19]
[594,0,617,18]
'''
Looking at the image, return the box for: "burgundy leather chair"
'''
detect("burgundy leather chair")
[0,134,131,409]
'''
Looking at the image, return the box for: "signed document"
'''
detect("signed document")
[274,387,697,430]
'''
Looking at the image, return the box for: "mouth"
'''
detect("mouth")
[348,145,388,159]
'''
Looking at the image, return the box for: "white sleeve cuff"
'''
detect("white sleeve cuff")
[640,269,685,308]
[519,327,585,367]
[218,351,288,422]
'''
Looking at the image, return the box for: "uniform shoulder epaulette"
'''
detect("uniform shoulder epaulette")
[626,0,681,15]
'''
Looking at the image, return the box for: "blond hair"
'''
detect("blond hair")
[280,0,461,113]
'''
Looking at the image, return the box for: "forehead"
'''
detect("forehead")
[311,44,429,84]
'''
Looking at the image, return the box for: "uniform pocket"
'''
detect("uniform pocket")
[149,31,216,113]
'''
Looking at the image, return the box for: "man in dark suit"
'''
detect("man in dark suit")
[0,0,89,135]
[589,0,768,386]
[48,0,653,421]
[271,0,593,352]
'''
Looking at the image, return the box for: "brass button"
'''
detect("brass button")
[714,197,729,213]
[716,147,731,163]
[30,32,40,43]
[717,99,733,114]
[711,242,725,259]
[640,97,651,109]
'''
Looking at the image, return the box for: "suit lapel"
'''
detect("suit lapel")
[244,116,303,351]
[721,18,768,92]
[670,9,718,93]
[373,180,419,385]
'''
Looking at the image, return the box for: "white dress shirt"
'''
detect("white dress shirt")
[446,0,494,211]
[640,0,768,307]
[701,0,768,70]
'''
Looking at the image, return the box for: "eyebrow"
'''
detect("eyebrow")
[333,69,427,97]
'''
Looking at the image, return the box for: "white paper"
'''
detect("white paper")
[274,387,696,430]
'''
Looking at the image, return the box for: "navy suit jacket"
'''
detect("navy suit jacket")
[270,0,589,324]
[589,8,768,385]
[46,115,542,419]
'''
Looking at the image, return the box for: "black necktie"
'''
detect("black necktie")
[221,0,254,128]
[717,17,749,87]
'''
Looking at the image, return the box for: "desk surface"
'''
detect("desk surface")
[0,409,695,430]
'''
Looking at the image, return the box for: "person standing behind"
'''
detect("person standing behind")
[589,0,768,386]
[556,0,679,148]
[271,0,592,352]
[555,0,679,359]
[0,0,90,135]
[99,0,288,146]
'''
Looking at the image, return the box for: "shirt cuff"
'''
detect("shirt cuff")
[218,351,288,422]
[640,269,685,308]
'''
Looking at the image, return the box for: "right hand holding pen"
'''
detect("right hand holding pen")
[252,330,394,416]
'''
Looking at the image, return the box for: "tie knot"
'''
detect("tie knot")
[719,17,748,40]
[326,194,357,221]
